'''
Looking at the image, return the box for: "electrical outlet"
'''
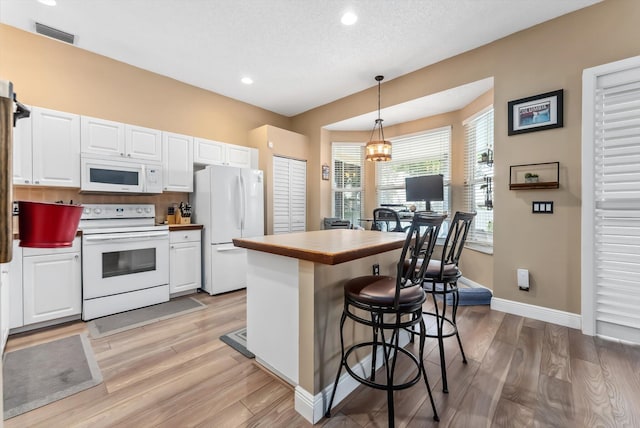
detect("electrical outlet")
[517,268,529,291]
[12,201,19,216]
[372,264,380,276]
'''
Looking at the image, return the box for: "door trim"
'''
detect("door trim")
[581,54,640,336]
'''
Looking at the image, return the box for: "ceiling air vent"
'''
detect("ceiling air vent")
[35,22,75,44]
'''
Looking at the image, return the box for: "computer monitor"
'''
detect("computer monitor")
[405,174,444,211]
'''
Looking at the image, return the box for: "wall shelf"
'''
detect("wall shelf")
[509,162,559,190]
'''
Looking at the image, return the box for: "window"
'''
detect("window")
[376,126,451,213]
[464,107,494,247]
[332,143,364,225]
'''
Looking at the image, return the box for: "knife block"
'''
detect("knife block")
[176,213,191,224]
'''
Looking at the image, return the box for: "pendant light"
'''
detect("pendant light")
[365,75,392,162]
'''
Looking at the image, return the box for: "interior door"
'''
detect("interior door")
[582,55,640,343]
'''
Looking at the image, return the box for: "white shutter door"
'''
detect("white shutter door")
[289,159,306,232]
[273,156,291,234]
[273,156,307,234]
[593,65,640,343]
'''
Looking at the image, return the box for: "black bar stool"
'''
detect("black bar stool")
[324,213,445,427]
[419,211,476,393]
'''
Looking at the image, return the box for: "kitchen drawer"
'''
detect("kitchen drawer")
[22,237,81,256]
[170,230,201,244]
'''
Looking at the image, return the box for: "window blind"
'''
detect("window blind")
[463,108,494,246]
[593,78,640,340]
[273,156,307,234]
[332,143,364,224]
[375,126,451,212]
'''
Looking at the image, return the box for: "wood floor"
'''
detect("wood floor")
[4,290,640,427]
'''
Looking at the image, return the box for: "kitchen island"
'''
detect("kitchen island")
[233,229,406,424]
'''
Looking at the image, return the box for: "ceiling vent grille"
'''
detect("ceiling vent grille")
[35,22,75,44]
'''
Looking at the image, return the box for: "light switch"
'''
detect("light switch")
[532,201,553,214]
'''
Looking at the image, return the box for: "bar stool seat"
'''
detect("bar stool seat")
[324,213,445,427]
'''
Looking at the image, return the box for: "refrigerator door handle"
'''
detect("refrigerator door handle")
[216,245,244,252]
[239,173,246,231]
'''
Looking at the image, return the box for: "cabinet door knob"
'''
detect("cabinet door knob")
[74,254,79,260]
[170,245,175,249]
[184,235,188,239]
[25,179,30,183]
[35,180,40,184]
[120,152,124,156]
[127,153,131,157]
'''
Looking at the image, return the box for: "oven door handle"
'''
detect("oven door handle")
[83,230,169,242]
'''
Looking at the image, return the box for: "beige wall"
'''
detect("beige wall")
[248,125,309,235]
[292,0,640,314]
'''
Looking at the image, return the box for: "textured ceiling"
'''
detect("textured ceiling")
[0,0,600,121]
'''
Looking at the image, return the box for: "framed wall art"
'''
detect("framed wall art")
[322,163,329,180]
[508,89,563,135]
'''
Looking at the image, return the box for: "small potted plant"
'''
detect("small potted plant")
[524,172,539,183]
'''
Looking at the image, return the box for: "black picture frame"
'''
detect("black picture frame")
[508,89,563,135]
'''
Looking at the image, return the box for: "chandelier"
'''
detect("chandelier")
[365,75,392,161]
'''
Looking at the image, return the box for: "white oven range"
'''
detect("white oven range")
[80,204,169,320]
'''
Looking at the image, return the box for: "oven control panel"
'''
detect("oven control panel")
[81,204,155,220]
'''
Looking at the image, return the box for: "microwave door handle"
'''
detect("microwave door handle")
[141,164,147,192]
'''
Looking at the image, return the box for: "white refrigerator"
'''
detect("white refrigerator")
[192,165,264,295]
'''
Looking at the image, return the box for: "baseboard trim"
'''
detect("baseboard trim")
[294,331,410,424]
[491,297,581,329]
[458,276,490,289]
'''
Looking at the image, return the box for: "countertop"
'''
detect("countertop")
[167,224,203,231]
[233,229,406,265]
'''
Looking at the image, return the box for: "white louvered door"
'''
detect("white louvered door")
[583,55,640,343]
[273,156,306,234]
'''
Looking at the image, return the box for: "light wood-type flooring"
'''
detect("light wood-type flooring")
[4,290,640,427]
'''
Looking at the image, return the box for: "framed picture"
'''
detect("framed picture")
[508,89,563,135]
[322,163,329,180]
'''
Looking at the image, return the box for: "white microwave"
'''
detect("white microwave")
[80,155,163,194]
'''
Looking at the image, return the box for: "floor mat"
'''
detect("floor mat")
[220,327,254,358]
[3,334,103,420]
[87,296,206,338]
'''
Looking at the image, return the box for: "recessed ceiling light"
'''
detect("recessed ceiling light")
[38,0,57,6]
[241,77,253,85]
[341,12,358,26]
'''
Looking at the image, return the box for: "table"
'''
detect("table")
[233,229,407,424]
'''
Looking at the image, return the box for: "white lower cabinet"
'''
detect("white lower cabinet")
[169,229,201,295]
[22,238,81,325]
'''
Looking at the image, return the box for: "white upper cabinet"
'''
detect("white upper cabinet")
[226,144,252,168]
[194,137,225,165]
[80,116,125,157]
[194,137,251,168]
[30,107,80,187]
[13,108,32,185]
[81,116,162,162]
[125,124,162,162]
[162,132,194,192]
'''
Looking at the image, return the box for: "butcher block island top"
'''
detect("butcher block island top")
[232,229,406,265]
